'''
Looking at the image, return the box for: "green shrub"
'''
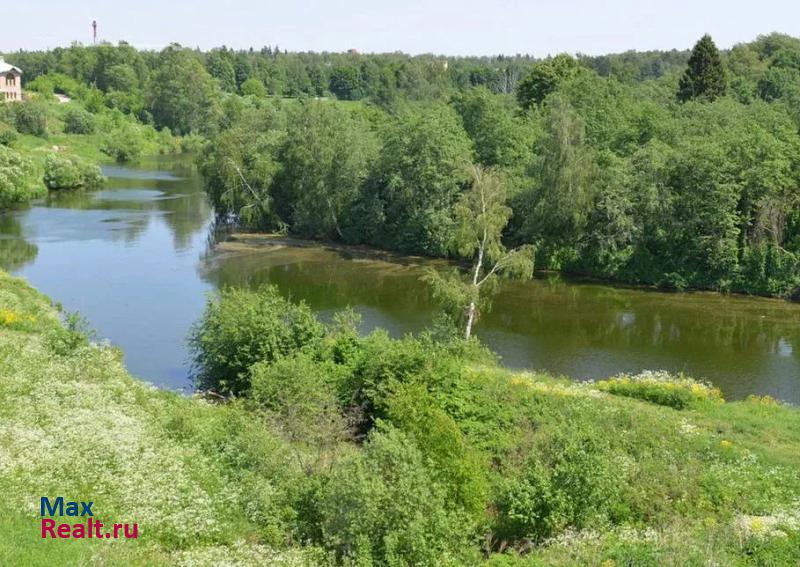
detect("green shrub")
[595,370,724,409]
[0,145,43,208]
[241,77,267,98]
[0,122,17,145]
[249,354,348,465]
[45,311,94,356]
[12,101,49,137]
[496,430,621,543]
[101,123,144,162]
[316,426,472,565]
[43,153,104,190]
[62,107,95,134]
[383,381,489,521]
[189,285,325,395]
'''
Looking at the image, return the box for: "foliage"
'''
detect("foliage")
[8,35,795,298]
[43,153,105,190]
[595,370,725,409]
[517,54,580,109]
[452,86,537,169]
[424,165,534,338]
[62,106,96,134]
[149,45,221,135]
[0,146,44,208]
[273,101,378,240]
[199,102,285,229]
[240,77,267,98]
[678,34,728,102]
[188,285,325,395]
[101,121,144,162]
[366,102,474,255]
[11,101,49,137]
[0,122,17,146]
[3,272,800,564]
[316,426,472,565]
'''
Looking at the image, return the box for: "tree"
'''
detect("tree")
[516,54,579,109]
[149,45,221,135]
[329,64,363,100]
[62,107,95,134]
[273,101,378,240]
[198,105,284,230]
[206,49,237,92]
[452,86,535,169]
[424,165,534,339]
[12,101,49,137]
[677,34,727,102]
[523,96,596,250]
[188,285,325,395]
[368,103,473,255]
[240,77,266,98]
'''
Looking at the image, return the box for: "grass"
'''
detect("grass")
[1,270,799,565]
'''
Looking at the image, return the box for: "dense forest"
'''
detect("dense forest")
[4,34,800,297]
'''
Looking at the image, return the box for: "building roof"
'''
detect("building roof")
[0,57,22,74]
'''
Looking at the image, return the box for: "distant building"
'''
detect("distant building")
[0,57,22,102]
[347,48,359,55]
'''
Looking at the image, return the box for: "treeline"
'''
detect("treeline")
[6,33,800,296]
[200,33,800,297]
[6,41,689,115]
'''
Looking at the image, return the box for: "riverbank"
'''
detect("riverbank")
[1,97,192,211]
[223,232,800,304]
[1,270,799,565]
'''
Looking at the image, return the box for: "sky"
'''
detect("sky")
[2,0,800,56]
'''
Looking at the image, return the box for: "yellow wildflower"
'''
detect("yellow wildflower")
[0,308,19,326]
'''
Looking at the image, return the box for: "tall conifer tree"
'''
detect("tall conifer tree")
[678,34,727,102]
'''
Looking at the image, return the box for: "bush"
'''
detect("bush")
[62,107,95,134]
[383,381,489,520]
[316,426,472,565]
[595,370,724,409]
[12,101,49,137]
[43,153,104,190]
[0,122,17,145]
[189,285,325,395]
[101,123,144,162]
[249,354,348,465]
[0,145,43,208]
[241,77,267,98]
[496,430,621,542]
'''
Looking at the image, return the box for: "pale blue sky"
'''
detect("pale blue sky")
[3,0,799,56]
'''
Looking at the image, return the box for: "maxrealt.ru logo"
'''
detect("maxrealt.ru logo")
[40,497,138,540]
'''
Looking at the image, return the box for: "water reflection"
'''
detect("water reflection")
[0,215,38,272]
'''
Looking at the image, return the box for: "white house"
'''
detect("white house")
[0,57,22,102]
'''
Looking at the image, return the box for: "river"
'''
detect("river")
[1,157,798,403]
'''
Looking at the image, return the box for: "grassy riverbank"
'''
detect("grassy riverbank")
[1,270,799,565]
[1,97,192,210]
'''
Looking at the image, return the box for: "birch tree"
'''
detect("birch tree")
[424,164,534,339]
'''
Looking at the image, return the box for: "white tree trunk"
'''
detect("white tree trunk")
[465,300,476,339]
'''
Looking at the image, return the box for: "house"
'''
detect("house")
[0,57,22,102]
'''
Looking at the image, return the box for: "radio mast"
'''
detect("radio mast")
[92,20,97,45]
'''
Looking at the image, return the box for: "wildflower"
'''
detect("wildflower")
[0,308,19,326]
[720,440,733,450]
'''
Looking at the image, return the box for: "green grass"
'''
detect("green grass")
[0,270,798,565]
